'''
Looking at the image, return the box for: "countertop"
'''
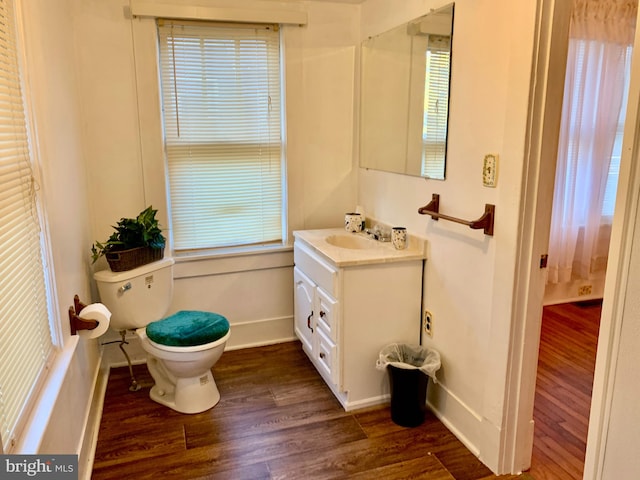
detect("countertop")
[293,228,427,267]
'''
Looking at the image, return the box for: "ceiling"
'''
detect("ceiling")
[301,0,366,3]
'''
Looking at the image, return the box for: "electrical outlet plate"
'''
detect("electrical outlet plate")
[423,310,433,337]
[483,154,498,187]
[578,285,593,296]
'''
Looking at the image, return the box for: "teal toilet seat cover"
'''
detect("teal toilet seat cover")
[146,310,230,347]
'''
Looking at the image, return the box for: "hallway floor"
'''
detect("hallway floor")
[528,301,601,479]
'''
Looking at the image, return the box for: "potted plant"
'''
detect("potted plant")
[91,206,166,272]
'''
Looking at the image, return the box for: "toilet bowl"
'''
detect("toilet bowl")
[94,258,230,414]
[138,326,230,413]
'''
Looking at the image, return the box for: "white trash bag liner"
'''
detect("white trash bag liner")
[376,343,441,383]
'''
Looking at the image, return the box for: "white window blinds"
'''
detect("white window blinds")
[0,0,54,452]
[422,35,451,179]
[157,21,284,251]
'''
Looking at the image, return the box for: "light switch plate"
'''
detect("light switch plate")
[483,154,498,187]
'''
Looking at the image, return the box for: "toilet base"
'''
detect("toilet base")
[149,370,221,414]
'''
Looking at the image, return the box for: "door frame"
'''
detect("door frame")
[582,6,640,476]
[502,0,640,476]
[499,0,570,471]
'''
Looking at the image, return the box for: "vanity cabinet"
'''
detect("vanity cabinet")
[294,267,338,384]
[293,234,425,411]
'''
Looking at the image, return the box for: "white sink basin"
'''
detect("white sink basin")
[294,228,426,267]
[325,234,379,250]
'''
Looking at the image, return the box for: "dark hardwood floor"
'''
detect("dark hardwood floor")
[528,301,601,480]
[92,342,526,480]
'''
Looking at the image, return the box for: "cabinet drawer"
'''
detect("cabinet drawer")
[316,329,337,385]
[294,242,338,297]
[316,288,338,343]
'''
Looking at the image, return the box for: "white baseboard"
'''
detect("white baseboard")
[343,394,390,412]
[427,382,484,459]
[225,315,295,350]
[78,359,109,480]
[426,382,504,473]
[427,398,481,457]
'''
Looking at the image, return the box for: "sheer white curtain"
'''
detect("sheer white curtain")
[547,0,636,284]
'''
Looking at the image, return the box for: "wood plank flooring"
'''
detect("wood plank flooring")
[528,301,601,480]
[92,342,526,480]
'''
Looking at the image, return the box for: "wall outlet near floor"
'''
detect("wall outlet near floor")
[423,310,433,337]
[578,285,593,296]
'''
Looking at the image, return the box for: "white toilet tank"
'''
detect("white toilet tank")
[94,257,175,331]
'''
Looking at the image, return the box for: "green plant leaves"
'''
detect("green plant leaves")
[91,206,166,263]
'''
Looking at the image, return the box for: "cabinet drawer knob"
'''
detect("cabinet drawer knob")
[319,311,326,317]
[319,352,326,359]
[307,312,314,333]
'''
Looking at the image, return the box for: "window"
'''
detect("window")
[547,32,633,283]
[560,39,632,221]
[157,20,284,252]
[421,35,451,178]
[0,0,55,452]
[602,44,632,217]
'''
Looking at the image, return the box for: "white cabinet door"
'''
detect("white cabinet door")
[293,267,315,352]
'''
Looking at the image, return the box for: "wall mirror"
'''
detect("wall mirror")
[360,4,454,179]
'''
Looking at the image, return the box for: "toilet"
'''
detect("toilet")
[94,258,230,414]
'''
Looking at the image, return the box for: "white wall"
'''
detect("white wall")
[286,1,361,233]
[359,0,538,471]
[74,0,360,356]
[18,0,102,476]
[597,193,640,477]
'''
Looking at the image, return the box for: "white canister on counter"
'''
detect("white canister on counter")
[392,227,407,249]
[345,213,363,232]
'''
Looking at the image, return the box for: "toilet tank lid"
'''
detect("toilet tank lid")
[94,257,175,283]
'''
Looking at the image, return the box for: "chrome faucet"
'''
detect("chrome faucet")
[365,225,391,242]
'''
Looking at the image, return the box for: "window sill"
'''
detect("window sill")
[174,243,292,262]
[173,243,294,279]
[13,335,79,454]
